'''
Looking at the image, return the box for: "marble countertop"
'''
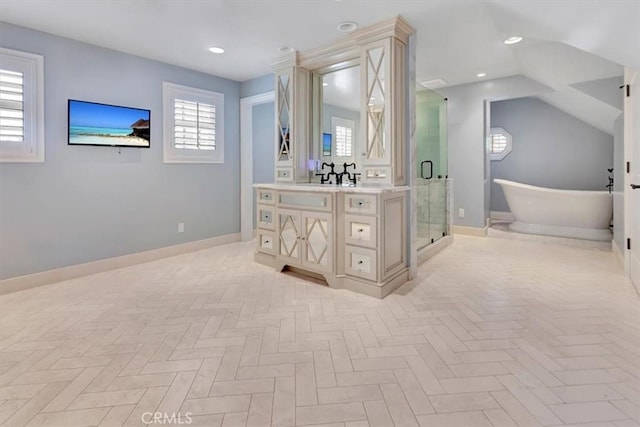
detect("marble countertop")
[254,183,409,194]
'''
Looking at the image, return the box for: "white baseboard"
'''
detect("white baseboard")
[0,233,241,295]
[452,225,488,237]
[418,235,453,265]
[612,240,624,269]
[491,211,515,222]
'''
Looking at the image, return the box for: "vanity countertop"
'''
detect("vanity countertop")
[254,183,409,194]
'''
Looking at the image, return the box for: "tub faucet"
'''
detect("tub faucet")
[606,169,614,194]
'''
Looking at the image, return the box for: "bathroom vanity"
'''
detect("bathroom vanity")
[255,184,407,298]
[254,17,415,298]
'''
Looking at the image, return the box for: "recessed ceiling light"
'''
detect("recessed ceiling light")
[337,21,358,33]
[208,47,225,54]
[279,46,293,53]
[477,72,487,78]
[503,36,523,45]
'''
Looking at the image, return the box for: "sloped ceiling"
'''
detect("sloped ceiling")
[1,0,636,134]
[512,40,623,134]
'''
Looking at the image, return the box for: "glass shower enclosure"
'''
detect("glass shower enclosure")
[416,88,448,251]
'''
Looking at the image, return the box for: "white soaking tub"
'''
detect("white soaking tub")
[494,179,613,241]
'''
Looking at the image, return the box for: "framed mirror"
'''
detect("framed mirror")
[311,63,361,177]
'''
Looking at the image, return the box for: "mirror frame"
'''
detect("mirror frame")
[310,58,360,173]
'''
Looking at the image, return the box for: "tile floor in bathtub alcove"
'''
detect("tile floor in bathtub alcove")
[0,235,638,426]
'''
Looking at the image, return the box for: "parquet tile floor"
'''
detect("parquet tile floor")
[1,236,639,426]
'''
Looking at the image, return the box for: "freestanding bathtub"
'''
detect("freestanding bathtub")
[494,179,613,241]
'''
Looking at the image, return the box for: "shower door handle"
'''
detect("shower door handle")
[420,160,433,180]
[631,184,640,189]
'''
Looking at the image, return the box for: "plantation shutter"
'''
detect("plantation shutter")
[0,68,24,143]
[490,133,507,154]
[335,125,352,157]
[174,99,216,150]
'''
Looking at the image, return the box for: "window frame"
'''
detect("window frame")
[162,82,224,164]
[489,126,512,161]
[0,47,45,163]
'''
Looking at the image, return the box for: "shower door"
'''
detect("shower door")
[416,89,448,251]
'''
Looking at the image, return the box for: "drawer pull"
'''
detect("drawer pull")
[357,228,364,232]
[265,215,269,219]
[356,200,364,207]
[357,260,363,265]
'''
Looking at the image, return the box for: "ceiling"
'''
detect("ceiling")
[1,0,638,134]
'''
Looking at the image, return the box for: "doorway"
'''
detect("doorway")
[625,69,639,290]
[240,91,275,242]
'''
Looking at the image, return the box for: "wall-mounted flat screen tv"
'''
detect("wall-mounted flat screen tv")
[68,99,150,148]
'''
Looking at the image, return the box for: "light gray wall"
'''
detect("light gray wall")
[490,97,614,213]
[252,102,275,229]
[241,74,274,98]
[437,75,553,228]
[613,113,625,253]
[0,22,241,280]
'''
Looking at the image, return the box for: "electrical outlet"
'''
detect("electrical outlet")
[178,222,185,233]
[458,208,465,218]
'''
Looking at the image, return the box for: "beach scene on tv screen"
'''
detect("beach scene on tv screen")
[69,100,150,147]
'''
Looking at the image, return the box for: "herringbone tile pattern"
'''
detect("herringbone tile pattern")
[1,236,639,426]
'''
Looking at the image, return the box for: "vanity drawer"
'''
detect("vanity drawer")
[278,191,332,212]
[257,189,275,205]
[257,204,275,230]
[345,194,377,215]
[345,246,378,281]
[362,167,391,182]
[345,215,377,248]
[276,168,293,181]
[257,230,276,255]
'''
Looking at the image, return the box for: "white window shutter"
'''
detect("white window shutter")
[0,69,24,143]
[163,82,224,163]
[0,47,45,163]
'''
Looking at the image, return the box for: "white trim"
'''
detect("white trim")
[0,233,241,295]
[490,210,515,222]
[240,91,275,242]
[418,235,453,266]
[162,82,224,164]
[489,127,512,161]
[452,224,488,237]
[0,47,45,163]
[623,67,639,289]
[613,239,624,269]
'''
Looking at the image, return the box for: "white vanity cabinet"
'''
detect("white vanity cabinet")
[255,17,414,298]
[255,184,407,298]
[256,189,276,256]
[342,191,407,296]
[275,191,333,274]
